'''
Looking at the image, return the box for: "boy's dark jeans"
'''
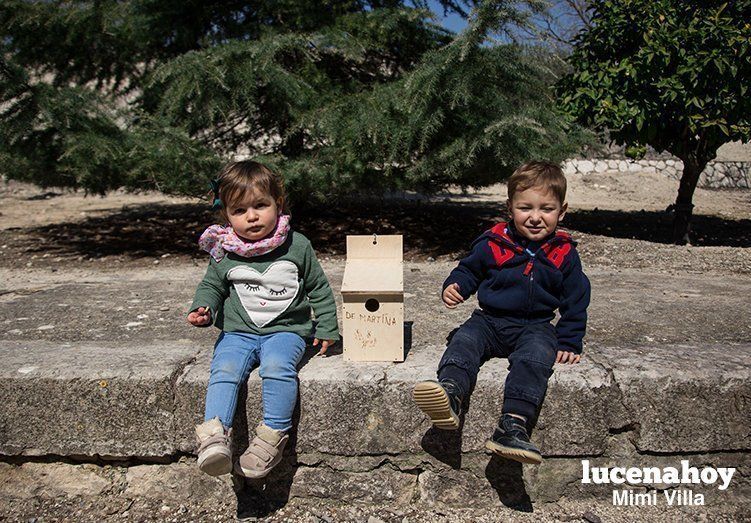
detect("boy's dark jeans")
[437,309,557,421]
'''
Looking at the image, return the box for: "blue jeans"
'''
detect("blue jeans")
[204,331,307,432]
[437,309,557,420]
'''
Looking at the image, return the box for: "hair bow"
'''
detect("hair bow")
[209,179,222,210]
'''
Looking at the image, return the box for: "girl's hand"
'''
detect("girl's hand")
[556,350,581,365]
[187,307,212,327]
[442,283,464,308]
[313,338,335,356]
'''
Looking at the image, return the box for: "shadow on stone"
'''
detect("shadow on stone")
[420,425,463,470]
[484,455,533,512]
[419,394,471,470]
[320,340,343,357]
[233,392,301,519]
[308,321,342,357]
[299,339,323,366]
[404,320,413,359]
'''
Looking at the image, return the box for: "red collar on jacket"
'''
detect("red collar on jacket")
[485,222,574,270]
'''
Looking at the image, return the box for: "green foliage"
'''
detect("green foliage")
[557,0,751,243]
[304,39,589,198]
[557,0,751,162]
[624,144,646,160]
[1,0,586,201]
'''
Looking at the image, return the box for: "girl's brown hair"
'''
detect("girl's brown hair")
[216,161,286,221]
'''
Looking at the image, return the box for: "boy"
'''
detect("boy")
[413,161,591,465]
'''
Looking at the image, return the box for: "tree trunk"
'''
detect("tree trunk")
[671,157,705,245]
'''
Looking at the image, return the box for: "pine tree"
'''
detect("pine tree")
[1,1,586,203]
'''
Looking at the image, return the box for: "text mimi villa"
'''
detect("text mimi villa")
[581,460,736,506]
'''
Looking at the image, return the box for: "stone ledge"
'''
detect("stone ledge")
[2,341,749,461]
[0,340,202,458]
[563,158,751,189]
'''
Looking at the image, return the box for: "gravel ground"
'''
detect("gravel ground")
[1,494,749,522]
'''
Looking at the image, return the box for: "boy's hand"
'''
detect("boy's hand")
[442,283,464,308]
[556,350,581,365]
[187,306,212,327]
[313,338,335,357]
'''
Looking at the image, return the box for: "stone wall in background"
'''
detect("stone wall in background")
[563,159,750,189]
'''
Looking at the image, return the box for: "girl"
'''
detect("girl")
[188,160,339,479]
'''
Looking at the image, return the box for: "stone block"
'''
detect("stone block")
[0,341,200,458]
[562,161,577,176]
[125,463,234,503]
[523,457,585,503]
[418,468,501,508]
[0,462,112,499]
[174,346,614,459]
[591,344,751,454]
[289,466,416,504]
[535,360,618,456]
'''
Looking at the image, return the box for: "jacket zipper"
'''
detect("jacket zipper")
[524,248,535,320]
[489,232,567,319]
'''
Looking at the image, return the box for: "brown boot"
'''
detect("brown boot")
[413,380,463,430]
[195,417,232,476]
[237,423,288,479]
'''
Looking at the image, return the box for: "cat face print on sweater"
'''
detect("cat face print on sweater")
[227,261,300,327]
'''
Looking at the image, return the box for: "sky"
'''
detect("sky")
[426,0,469,34]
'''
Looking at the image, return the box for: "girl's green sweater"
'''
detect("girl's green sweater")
[190,232,339,340]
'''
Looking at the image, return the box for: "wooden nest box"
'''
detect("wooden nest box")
[341,235,404,362]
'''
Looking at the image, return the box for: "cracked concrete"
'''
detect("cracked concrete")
[168,348,205,451]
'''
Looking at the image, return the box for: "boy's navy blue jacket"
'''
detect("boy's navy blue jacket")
[444,222,591,354]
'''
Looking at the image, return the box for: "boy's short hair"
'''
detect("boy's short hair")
[507,161,567,205]
[217,160,286,220]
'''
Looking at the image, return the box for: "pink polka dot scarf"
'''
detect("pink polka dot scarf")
[199,215,291,262]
